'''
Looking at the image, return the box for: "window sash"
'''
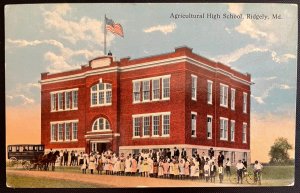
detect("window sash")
[191,76,197,100]
[133,82,141,102]
[72,122,78,140]
[162,78,170,99]
[91,83,112,106]
[143,116,150,136]
[58,124,64,140]
[51,94,57,111]
[230,121,235,141]
[162,115,170,135]
[72,90,78,108]
[65,92,71,109]
[134,117,140,137]
[51,124,56,141]
[207,117,212,139]
[231,89,235,110]
[65,123,70,140]
[58,93,63,110]
[243,93,247,113]
[152,115,160,136]
[191,114,196,136]
[243,123,247,143]
[207,81,212,104]
[143,80,150,101]
[220,118,228,140]
[152,79,160,100]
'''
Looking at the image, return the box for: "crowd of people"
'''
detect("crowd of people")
[55,147,263,184]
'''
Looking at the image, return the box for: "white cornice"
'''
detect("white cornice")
[40,56,252,86]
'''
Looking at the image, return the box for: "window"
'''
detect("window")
[243,122,247,143]
[65,92,71,109]
[72,90,78,108]
[92,117,111,131]
[51,94,57,111]
[58,93,64,110]
[58,123,64,141]
[51,124,56,141]
[230,120,235,142]
[162,114,170,136]
[231,88,235,110]
[133,81,141,103]
[143,80,150,101]
[207,80,213,104]
[90,82,112,106]
[220,118,228,140]
[220,84,228,107]
[231,152,236,163]
[72,122,78,140]
[191,75,197,101]
[191,112,197,137]
[133,75,170,103]
[65,123,71,140]
[162,77,170,99]
[143,116,150,137]
[207,116,213,139]
[243,92,247,113]
[152,79,160,100]
[152,115,160,136]
[133,117,141,137]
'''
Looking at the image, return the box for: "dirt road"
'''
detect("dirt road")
[7,169,246,187]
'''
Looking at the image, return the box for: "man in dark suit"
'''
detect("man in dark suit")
[173,147,180,158]
[217,151,225,167]
[180,148,187,159]
[208,147,214,159]
[63,149,69,166]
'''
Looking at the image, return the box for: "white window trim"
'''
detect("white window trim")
[57,92,64,111]
[64,92,71,110]
[243,92,247,114]
[191,74,197,101]
[231,88,236,110]
[72,90,78,109]
[191,111,197,137]
[90,82,112,107]
[57,123,64,142]
[220,83,229,108]
[207,80,213,105]
[133,117,141,138]
[243,122,247,144]
[142,80,150,102]
[162,114,170,137]
[72,122,78,141]
[51,88,79,112]
[133,81,141,104]
[91,118,112,132]
[162,77,170,100]
[143,116,150,137]
[152,115,160,137]
[152,78,160,101]
[220,117,229,141]
[64,123,71,141]
[230,120,235,142]
[207,115,213,139]
[50,124,56,142]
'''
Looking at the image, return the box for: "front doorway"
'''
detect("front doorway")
[90,142,107,154]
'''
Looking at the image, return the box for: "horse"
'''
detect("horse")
[36,151,60,171]
[48,151,60,171]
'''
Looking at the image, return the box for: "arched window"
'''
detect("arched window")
[91,82,112,106]
[92,117,111,131]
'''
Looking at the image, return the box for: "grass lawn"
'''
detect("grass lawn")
[6,174,113,188]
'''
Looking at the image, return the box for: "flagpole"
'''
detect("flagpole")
[104,14,107,55]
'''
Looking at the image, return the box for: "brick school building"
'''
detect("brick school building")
[40,46,252,164]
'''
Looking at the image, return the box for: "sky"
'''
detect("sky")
[5,3,298,162]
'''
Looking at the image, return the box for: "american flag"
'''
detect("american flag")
[105,17,124,37]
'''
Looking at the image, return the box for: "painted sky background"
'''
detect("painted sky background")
[5,3,297,162]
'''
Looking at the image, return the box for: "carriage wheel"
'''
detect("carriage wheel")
[22,161,31,170]
[9,157,18,168]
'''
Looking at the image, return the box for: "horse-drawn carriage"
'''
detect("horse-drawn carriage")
[7,144,59,171]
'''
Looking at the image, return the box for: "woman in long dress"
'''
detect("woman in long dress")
[81,155,89,174]
[131,157,138,176]
[143,157,150,177]
[174,160,180,179]
[179,159,185,179]
[113,158,121,175]
[88,154,96,174]
[125,156,132,176]
[162,159,170,179]
[184,158,190,178]
[96,156,103,175]
[152,158,159,178]
[158,159,164,178]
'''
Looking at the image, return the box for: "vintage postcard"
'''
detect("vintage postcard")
[5,3,297,188]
